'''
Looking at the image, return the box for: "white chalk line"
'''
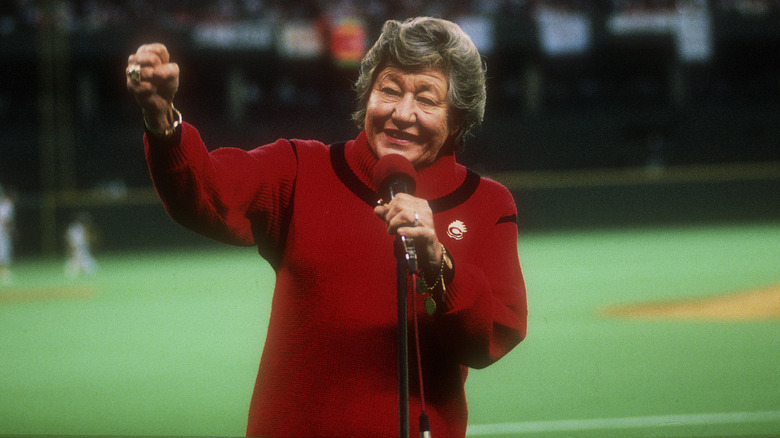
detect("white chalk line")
[467,410,780,436]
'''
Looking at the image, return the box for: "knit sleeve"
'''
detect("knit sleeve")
[144,122,298,252]
[436,182,528,369]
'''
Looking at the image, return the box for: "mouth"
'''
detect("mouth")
[384,129,419,144]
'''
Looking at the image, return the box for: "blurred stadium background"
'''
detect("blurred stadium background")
[0,0,778,256]
[0,1,778,437]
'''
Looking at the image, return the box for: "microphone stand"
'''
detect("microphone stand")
[378,164,419,437]
[396,237,410,438]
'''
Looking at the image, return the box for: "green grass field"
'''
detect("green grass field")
[1,222,778,437]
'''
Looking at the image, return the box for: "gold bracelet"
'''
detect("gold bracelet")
[416,245,448,315]
[144,104,182,138]
[417,244,446,293]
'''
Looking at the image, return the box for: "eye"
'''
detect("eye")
[417,96,437,106]
[380,87,401,96]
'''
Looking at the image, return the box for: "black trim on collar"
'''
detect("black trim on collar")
[497,214,517,225]
[428,169,481,213]
[330,142,381,206]
[329,142,481,213]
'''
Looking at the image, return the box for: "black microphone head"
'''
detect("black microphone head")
[373,154,416,201]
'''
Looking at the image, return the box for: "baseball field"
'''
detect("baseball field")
[1,221,778,437]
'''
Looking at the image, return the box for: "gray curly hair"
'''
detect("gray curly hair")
[351,17,487,149]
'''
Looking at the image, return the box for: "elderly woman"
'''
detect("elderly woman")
[127,17,527,437]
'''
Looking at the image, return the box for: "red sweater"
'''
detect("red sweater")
[145,124,527,437]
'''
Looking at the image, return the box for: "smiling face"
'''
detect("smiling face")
[365,66,457,167]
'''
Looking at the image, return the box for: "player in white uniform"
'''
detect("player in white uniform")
[65,212,98,277]
[0,186,15,284]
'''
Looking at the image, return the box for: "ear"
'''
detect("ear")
[447,109,461,135]
[440,130,460,156]
[447,123,461,150]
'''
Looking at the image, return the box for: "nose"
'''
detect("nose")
[392,94,416,125]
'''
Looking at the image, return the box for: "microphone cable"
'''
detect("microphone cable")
[411,273,432,438]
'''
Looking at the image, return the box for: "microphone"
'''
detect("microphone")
[373,154,418,273]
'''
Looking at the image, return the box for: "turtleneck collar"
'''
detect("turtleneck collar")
[344,131,468,201]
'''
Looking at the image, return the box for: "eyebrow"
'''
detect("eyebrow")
[379,73,445,96]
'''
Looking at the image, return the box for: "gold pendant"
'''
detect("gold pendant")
[424,297,437,315]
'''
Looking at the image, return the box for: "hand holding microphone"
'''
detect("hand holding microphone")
[373,155,443,274]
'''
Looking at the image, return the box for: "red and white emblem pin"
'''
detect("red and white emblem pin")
[447,220,467,240]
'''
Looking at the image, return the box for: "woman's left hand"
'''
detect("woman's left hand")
[374,193,443,274]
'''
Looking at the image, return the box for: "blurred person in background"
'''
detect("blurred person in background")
[127,16,526,437]
[0,185,15,284]
[64,212,98,278]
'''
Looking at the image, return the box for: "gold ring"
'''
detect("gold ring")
[413,212,420,227]
[128,64,141,84]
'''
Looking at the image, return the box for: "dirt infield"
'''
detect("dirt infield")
[0,285,97,303]
[602,284,780,321]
